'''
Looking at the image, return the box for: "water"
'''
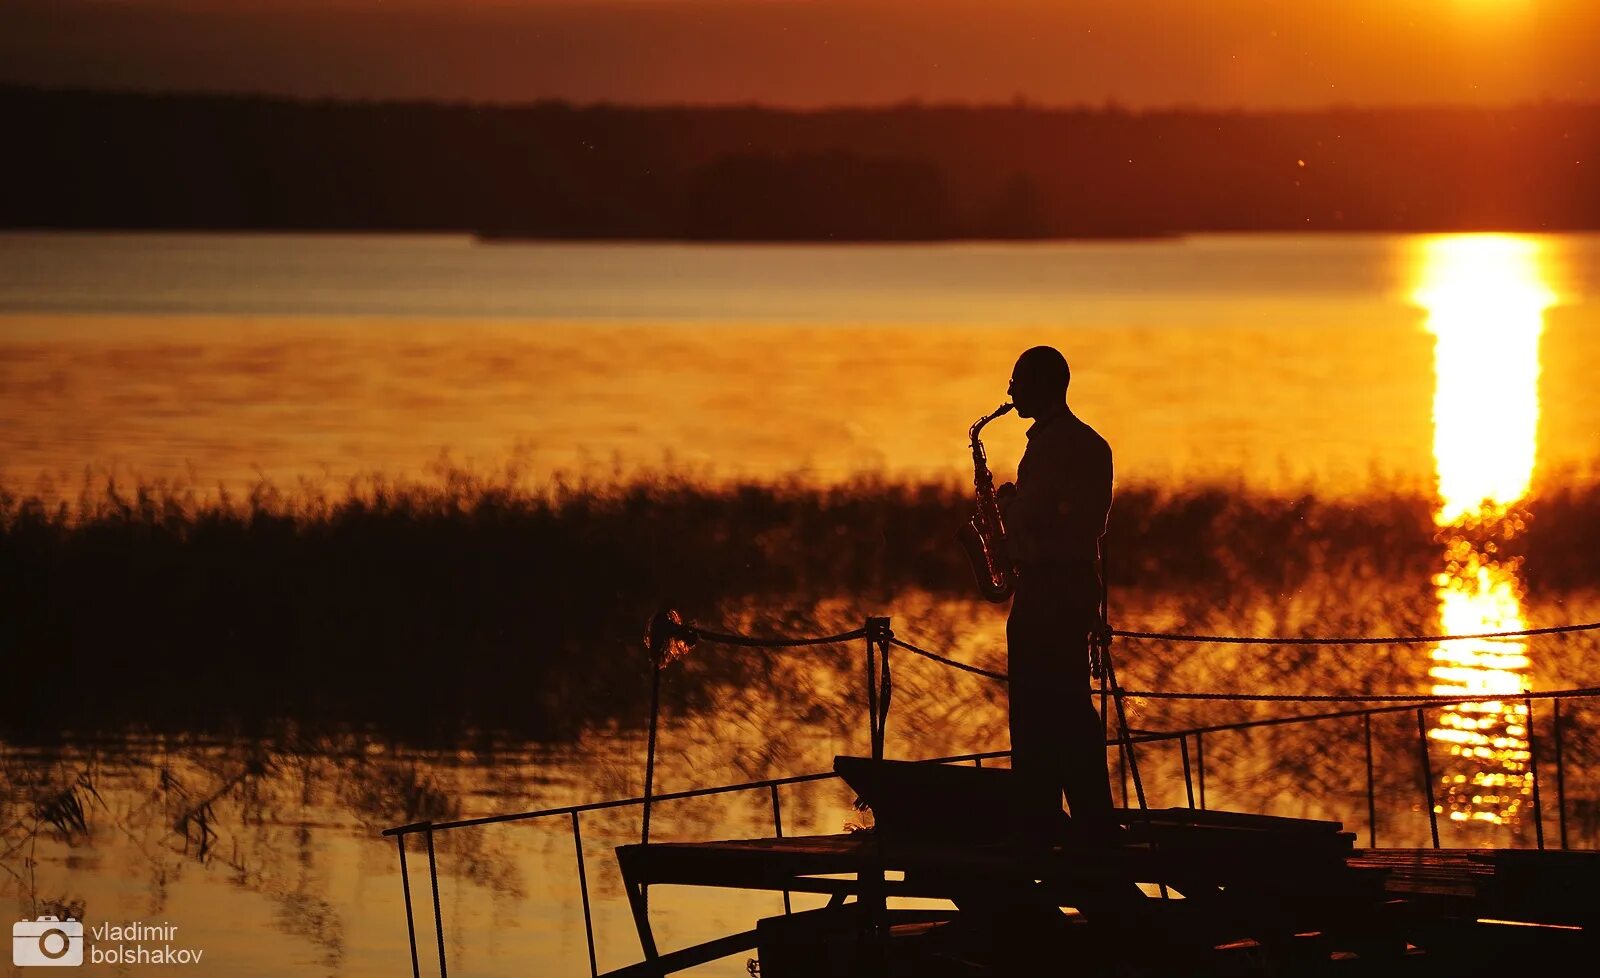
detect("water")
[4,231,1599,495]
[4,231,1600,978]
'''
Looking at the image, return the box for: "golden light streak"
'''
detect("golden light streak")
[1411,234,1557,831]
[1415,235,1554,524]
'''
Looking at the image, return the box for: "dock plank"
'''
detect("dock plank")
[1349,848,1600,927]
[613,827,1600,978]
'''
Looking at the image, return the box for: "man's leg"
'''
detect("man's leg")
[1061,632,1117,834]
[1006,587,1068,844]
[1063,699,1118,837]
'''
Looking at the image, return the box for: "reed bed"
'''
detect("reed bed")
[3,465,1596,740]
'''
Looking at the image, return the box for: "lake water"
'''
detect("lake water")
[4,231,1599,495]
[4,231,1600,978]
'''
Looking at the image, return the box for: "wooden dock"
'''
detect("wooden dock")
[606,758,1597,978]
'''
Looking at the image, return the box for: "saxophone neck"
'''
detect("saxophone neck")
[969,402,1013,485]
[969,402,1015,442]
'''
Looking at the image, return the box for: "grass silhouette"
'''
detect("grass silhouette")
[3,464,1595,740]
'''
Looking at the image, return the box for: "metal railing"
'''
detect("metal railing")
[383,612,1600,978]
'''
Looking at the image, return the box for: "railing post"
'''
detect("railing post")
[1101,638,1147,812]
[865,617,892,761]
[1195,731,1206,811]
[1363,712,1378,849]
[425,823,449,978]
[396,832,421,978]
[572,812,599,978]
[1119,738,1130,808]
[1554,698,1569,851]
[1180,735,1195,809]
[770,783,792,915]
[1416,709,1439,849]
[1525,697,1545,850]
[1100,683,1113,805]
[879,622,891,759]
[864,620,879,762]
[642,661,662,847]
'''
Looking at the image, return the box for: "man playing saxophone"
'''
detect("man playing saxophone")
[996,344,1118,845]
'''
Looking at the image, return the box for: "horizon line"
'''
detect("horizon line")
[7,81,1600,118]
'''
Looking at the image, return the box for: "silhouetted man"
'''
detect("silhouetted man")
[998,345,1117,844]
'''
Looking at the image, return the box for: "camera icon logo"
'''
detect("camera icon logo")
[12,917,84,967]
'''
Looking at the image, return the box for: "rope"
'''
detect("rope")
[676,618,1600,702]
[688,626,868,648]
[688,619,1600,663]
[1109,684,1600,704]
[888,637,1009,682]
[890,636,1600,706]
[1112,620,1600,646]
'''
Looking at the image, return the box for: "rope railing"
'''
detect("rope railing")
[1112,620,1600,646]
[888,636,1009,682]
[383,679,1600,838]
[387,608,1600,978]
[1117,685,1600,703]
[891,632,1600,696]
[640,611,1600,847]
[689,625,869,648]
[385,613,1600,842]
[677,618,1600,656]
[385,612,1600,840]
[670,619,1600,692]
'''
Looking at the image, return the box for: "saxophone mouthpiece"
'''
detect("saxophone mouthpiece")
[998,402,1015,416]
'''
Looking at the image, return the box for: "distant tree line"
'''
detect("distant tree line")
[4,86,1599,239]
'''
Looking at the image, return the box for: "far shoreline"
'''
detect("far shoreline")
[9,226,1600,243]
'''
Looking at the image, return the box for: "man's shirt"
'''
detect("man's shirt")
[1004,406,1112,566]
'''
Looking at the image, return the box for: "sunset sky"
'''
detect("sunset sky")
[3,0,1597,108]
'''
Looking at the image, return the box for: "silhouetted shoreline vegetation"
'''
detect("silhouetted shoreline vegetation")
[4,86,1600,238]
[6,467,1598,741]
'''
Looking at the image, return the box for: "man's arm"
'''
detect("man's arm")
[1005,434,1110,563]
[1004,450,1064,565]
[1070,439,1112,554]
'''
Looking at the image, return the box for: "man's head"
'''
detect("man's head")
[1007,346,1070,419]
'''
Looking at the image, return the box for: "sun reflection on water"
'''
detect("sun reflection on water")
[1413,235,1556,830]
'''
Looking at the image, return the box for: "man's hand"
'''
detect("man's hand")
[997,481,1016,515]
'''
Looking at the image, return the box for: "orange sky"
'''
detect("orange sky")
[2,0,1597,107]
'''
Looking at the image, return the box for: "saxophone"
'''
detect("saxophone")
[957,402,1017,602]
